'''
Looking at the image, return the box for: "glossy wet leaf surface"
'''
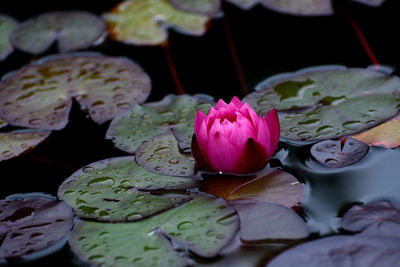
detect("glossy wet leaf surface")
[226,169,303,208]
[104,0,209,46]
[107,94,213,153]
[341,201,400,238]
[58,156,200,222]
[0,53,151,129]
[234,202,309,243]
[69,192,239,266]
[0,14,18,61]
[136,129,196,177]
[0,198,73,259]
[11,12,106,54]
[310,137,369,167]
[244,67,400,141]
[267,235,400,267]
[352,114,400,148]
[0,130,50,162]
[170,0,221,15]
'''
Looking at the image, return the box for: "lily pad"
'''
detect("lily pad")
[107,94,213,153]
[234,202,309,243]
[0,118,7,129]
[341,201,400,238]
[104,0,210,46]
[136,129,196,177]
[0,14,18,61]
[0,53,151,129]
[352,0,385,6]
[267,236,400,267]
[0,130,50,162]
[310,137,369,168]
[352,114,400,148]
[225,0,259,10]
[58,156,200,222]
[0,198,73,259]
[170,0,221,15]
[69,192,239,266]
[11,11,106,54]
[226,169,304,208]
[243,67,400,141]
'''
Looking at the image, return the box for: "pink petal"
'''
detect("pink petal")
[215,99,228,110]
[229,113,256,151]
[194,109,206,135]
[233,138,268,173]
[207,131,238,172]
[221,119,236,141]
[257,115,273,156]
[240,102,260,130]
[265,108,280,154]
[230,96,244,109]
[197,117,209,157]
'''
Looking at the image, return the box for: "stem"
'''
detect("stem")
[163,45,185,95]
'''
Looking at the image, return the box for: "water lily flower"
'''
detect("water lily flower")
[192,96,280,174]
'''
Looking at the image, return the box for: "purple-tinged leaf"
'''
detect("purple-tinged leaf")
[310,137,369,168]
[0,130,50,162]
[341,201,400,238]
[0,198,73,259]
[11,12,106,54]
[267,236,400,267]
[0,14,18,61]
[234,202,309,243]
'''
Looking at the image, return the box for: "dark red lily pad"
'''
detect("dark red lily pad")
[0,14,18,61]
[136,129,196,177]
[267,236,400,267]
[341,201,400,238]
[11,11,106,54]
[0,130,50,162]
[0,198,73,259]
[170,0,221,15]
[58,156,200,222]
[234,202,309,243]
[0,53,151,129]
[310,137,369,168]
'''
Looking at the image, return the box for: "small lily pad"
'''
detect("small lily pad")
[11,11,106,54]
[267,236,400,267]
[0,53,151,129]
[310,137,369,168]
[104,0,210,46]
[0,198,73,259]
[234,202,309,243]
[0,14,18,61]
[341,201,400,238]
[226,169,303,208]
[136,129,196,177]
[58,156,200,222]
[352,114,400,148]
[107,94,213,153]
[243,67,400,141]
[170,0,221,15]
[69,192,239,266]
[0,130,50,162]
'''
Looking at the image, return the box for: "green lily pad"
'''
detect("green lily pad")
[69,192,239,266]
[58,156,200,222]
[104,0,210,46]
[170,0,221,16]
[0,53,151,129]
[0,130,50,162]
[243,67,400,141]
[0,14,18,61]
[11,11,106,54]
[107,94,213,153]
[136,129,196,177]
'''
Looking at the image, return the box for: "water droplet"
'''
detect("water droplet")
[91,100,105,107]
[160,111,174,116]
[217,213,236,225]
[126,212,142,220]
[206,230,216,236]
[257,99,269,106]
[87,177,115,189]
[342,121,361,130]
[325,158,339,167]
[154,147,171,155]
[117,102,130,109]
[177,221,194,230]
[298,119,320,127]
[141,114,151,120]
[29,118,42,126]
[154,166,162,171]
[169,159,179,164]
[146,158,154,162]
[316,125,334,135]
[289,127,299,133]
[216,233,225,240]
[83,166,95,173]
[297,131,310,137]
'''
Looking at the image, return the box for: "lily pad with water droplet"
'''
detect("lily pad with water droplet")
[310,137,369,168]
[58,156,200,222]
[243,67,400,141]
[69,192,239,266]
[170,0,221,16]
[341,201,400,238]
[226,169,303,208]
[136,129,196,177]
[0,130,50,162]
[0,198,73,259]
[104,0,210,46]
[234,202,309,243]
[0,14,18,61]
[107,94,213,153]
[267,236,400,267]
[11,11,106,54]
[0,53,151,130]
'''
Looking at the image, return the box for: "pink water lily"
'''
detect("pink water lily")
[192,96,280,174]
